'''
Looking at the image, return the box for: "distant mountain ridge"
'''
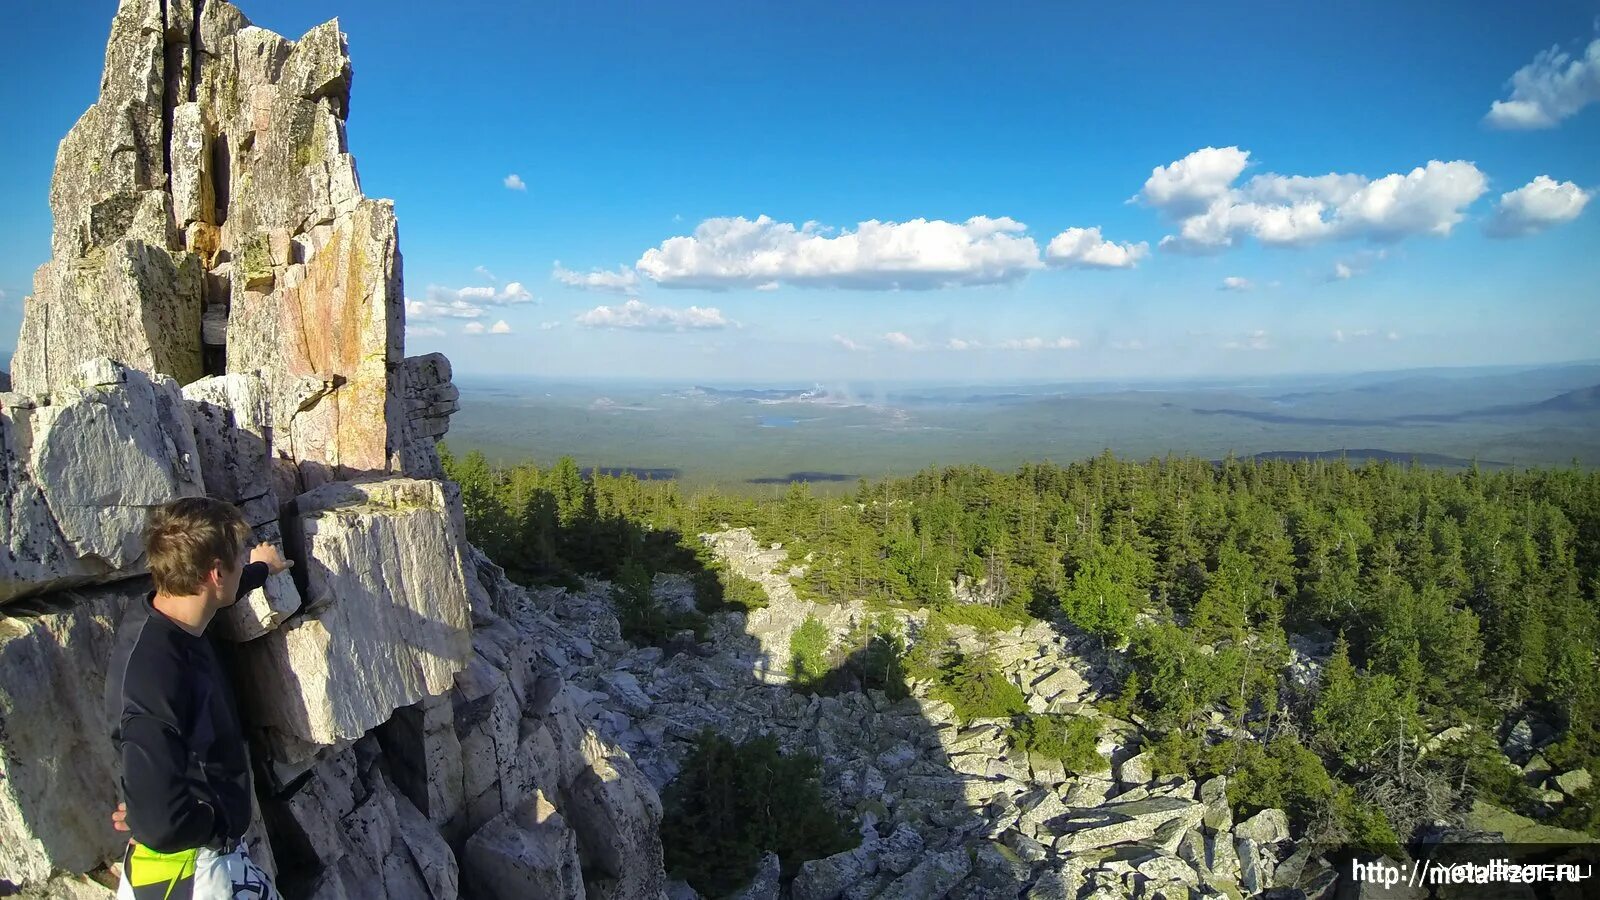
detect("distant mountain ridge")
[1227,449,1502,468]
[1199,383,1600,428]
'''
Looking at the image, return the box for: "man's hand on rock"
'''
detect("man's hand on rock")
[250,542,294,575]
[111,802,129,833]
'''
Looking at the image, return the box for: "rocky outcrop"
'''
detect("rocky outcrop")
[703,528,874,684]
[2,360,204,606]
[0,1,667,896]
[14,0,411,499]
[395,353,458,481]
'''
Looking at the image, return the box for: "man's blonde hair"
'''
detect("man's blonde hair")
[144,497,254,595]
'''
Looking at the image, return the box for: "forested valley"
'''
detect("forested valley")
[442,445,1600,853]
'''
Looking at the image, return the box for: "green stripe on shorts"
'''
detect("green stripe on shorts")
[125,842,198,900]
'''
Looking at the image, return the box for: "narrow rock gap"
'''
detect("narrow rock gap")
[189,0,204,104]
[159,0,180,203]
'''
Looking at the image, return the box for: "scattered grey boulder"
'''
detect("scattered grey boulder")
[1505,718,1536,761]
[1237,837,1275,895]
[1003,830,1051,863]
[875,848,972,900]
[879,823,926,876]
[1235,807,1290,844]
[792,842,879,900]
[1553,769,1593,797]
[1117,750,1154,786]
[1134,851,1199,888]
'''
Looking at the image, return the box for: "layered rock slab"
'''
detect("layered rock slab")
[2,360,204,605]
[227,199,404,492]
[13,243,203,396]
[0,585,131,883]
[394,353,458,481]
[236,477,472,764]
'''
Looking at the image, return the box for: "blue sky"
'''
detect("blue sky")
[1,0,1597,382]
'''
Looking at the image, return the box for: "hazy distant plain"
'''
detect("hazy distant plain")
[444,363,1600,494]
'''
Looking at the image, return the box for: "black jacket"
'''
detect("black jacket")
[105,563,269,852]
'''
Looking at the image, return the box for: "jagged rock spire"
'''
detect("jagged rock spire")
[11,0,417,496]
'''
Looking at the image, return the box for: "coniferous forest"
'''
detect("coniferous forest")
[442,445,1600,850]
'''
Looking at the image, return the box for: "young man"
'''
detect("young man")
[105,497,293,899]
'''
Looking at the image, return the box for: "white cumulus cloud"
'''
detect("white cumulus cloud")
[1485,38,1600,129]
[450,282,533,305]
[1136,146,1252,217]
[1485,175,1591,237]
[408,297,485,321]
[1332,328,1400,344]
[504,174,527,191]
[1144,148,1487,251]
[833,334,866,352]
[575,299,730,331]
[540,321,561,330]
[1044,227,1149,269]
[405,324,445,338]
[634,214,1043,290]
[946,338,978,351]
[1222,330,1271,351]
[996,337,1080,351]
[462,319,512,337]
[552,262,640,295]
[1220,276,1253,291]
[883,332,920,350]
[1328,248,1389,282]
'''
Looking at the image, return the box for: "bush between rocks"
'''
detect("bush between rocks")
[660,731,857,897]
[612,558,707,647]
[1008,714,1107,774]
[930,651,1027,724]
